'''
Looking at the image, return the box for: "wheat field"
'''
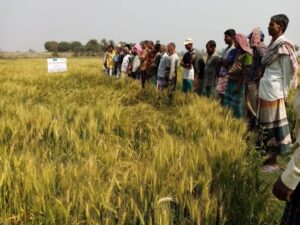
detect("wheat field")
[0,58,283,224]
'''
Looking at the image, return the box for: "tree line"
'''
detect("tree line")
[44,39,130,56]
[44,39,299,57]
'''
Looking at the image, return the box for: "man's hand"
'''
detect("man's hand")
[272,177,294,201]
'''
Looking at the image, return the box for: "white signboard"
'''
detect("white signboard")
[47,58,67,73]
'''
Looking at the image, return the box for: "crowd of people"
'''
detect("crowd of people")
[103,14,300,224]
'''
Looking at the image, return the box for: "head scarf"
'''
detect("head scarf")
[235,33,252,55]
[248,27,264,47]
[133,43,143,55]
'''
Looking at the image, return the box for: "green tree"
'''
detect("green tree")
[109,40,115,47]
[70,41,82,52]
[70,41,83,56]
[58,42,71,52]
[44,41,58,52]
[100,38,109,51]
[85,39,100,56]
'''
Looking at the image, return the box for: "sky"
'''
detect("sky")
[1,0,300,52]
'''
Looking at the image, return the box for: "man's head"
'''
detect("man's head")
[116,46,122,54]
[224,29,236,45]
[131,47,136,55]
[142,40,149,49]
[159,45,166,53]
[268,14,289,37]
[206,40,216,56]
[123,47,129,54]
[107,45,114,52]
[148,40,154,50]
[153,43,161,54]
[183,38,193,51]
[167,42,176,55]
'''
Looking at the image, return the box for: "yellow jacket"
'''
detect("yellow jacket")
[106,50,115,69]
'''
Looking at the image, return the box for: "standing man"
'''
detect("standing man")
[167,42,179,97]
[113,46,122,78]
[157,45,170,90]
[140,41,154,88]
[151,43,162,86]
[202,40,220,97]
[193,49,206,95]
[120,46,131,78]
[180,38,196,93]
[258,14,299,172]
[129,44,142,79]
[246,27,267,129]
[216,29,237,102]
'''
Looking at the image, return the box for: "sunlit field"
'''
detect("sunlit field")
[0,58,287,224]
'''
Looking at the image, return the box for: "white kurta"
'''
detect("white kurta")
[259,36,294,101]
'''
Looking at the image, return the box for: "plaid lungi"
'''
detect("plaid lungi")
[257,98,292,154]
